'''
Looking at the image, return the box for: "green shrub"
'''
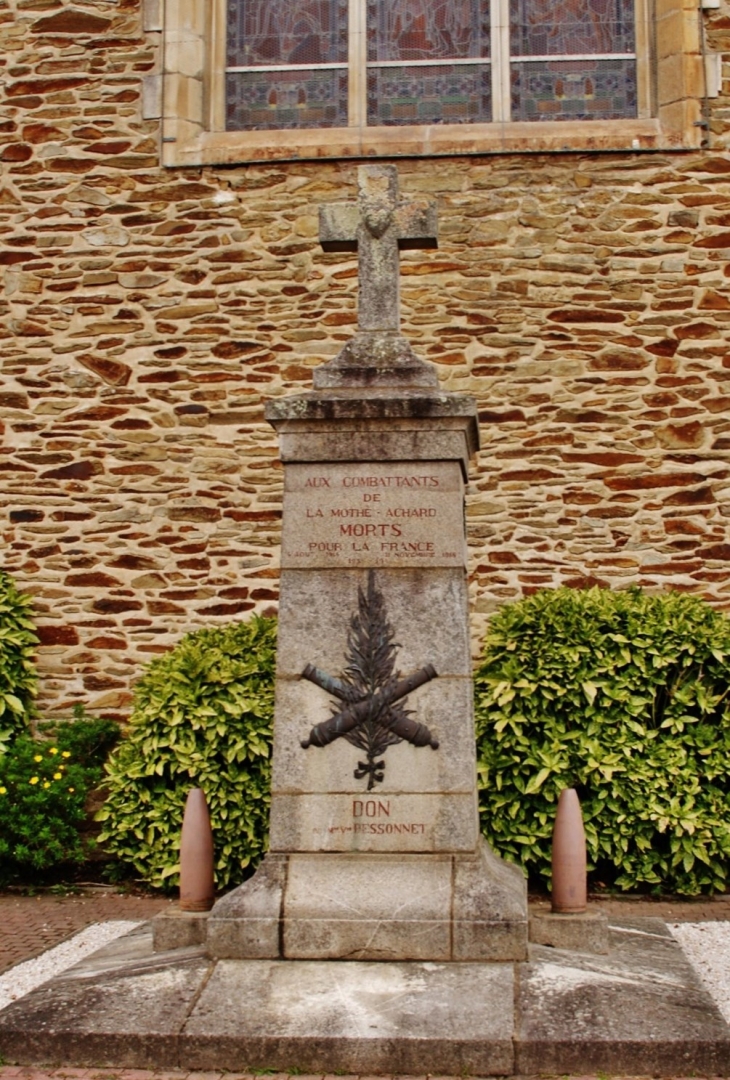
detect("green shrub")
[474,587,730,895]
[39,707,121,766]
[0,570,38,751]
[0,731,103,884]
[97,616,276,891]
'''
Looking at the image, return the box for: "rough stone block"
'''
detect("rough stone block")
[516,919,730,1075]
[142,75,162,119]
[529,910,610,954]
[278,426,475,466]
[452,841,529,961]
[206,854,285,959]
[2,914,727,1078]
[280,459,465,570]
[0,924,208,1069]
[276,566,472,677]
[208,841,527,962]
[283,852,452,960]
[152,908,209,951]
[185,958,515,1074]
[142,0,162,30]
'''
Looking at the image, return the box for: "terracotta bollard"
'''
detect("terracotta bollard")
[529,785,609,953]
[179,788,215,912]
[551,787,587,914]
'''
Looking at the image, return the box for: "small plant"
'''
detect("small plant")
[0,736,93,884]
[39,706,121,767]
[0,708,121,885]
[474,587,730,895]
[0,570,38,752]
[97,616,276,891]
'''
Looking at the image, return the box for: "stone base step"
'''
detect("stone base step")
[0,918,727,1076]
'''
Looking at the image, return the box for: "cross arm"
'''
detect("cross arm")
[395,198,438,251]
[319,203,360,253]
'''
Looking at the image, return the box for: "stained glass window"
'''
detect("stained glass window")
[511,60,636,121]
[366,0,491,126]
[225,0,637,131]
[510,0,634,56]
[510,0,636,121]
[367,64,491,126]
[226,0,348,130]
[367,0,490,62]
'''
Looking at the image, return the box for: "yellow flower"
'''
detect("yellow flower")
[68,787,75,793]
[43,782,50,789]
[49,747,58,756]
[0,787,6,795]
[34,754,42,762]
[53,772,62,780]
[29,776,39,785]
[61,751,71,759]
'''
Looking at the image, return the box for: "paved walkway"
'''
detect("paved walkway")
[0,1069,722,1080]
[0,892,172,975]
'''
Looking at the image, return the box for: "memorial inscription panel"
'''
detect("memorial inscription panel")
[281,460,465,568]
[270,791,479,853]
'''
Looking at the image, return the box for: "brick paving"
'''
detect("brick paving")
[0,892,173,975]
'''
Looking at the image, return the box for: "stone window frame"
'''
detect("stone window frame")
[157,0,706,168]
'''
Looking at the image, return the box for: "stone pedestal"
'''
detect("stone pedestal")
[529,909,610,954]
[206,391,528,962]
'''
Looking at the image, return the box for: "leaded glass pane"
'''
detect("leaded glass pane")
[226,70,349,129]
[510,0,634,57]
[367,0,490,62]
[227,0,348,67]
[511,59,636,120]
[367,64,491,126]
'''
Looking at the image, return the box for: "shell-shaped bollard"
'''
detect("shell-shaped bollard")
[551,787,587,914]
[179,787,215,912]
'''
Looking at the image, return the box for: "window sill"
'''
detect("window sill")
[161,116,700,169]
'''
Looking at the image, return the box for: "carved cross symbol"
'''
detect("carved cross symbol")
[319,165,437,334]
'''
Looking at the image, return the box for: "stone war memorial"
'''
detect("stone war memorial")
[205,162,528,965]
[0,166,729,1077]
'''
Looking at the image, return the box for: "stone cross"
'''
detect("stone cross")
[319,165,437,334]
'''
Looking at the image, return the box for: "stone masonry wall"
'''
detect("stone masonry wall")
[1,0,730,716]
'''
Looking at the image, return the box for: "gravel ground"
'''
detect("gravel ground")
[0,921,141,1011]
[669,921,730,1023]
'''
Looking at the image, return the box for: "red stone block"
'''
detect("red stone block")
[33,10,111,32]
[37,626,79,646]
[1,145,32,162]
[548,308,625,323]
[664,486,716,506]
[86,635,127,649]
[606,472,708,491]
[92,598,144,614]
[41,461,102,481]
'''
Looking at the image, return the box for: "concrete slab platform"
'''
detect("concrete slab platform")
[517,918,730,1075]
[184,958,514,1074]
[0,918,728,1076]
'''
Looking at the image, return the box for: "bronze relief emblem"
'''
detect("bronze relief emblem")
[300,570,439,790]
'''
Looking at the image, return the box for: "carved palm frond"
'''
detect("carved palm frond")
[342,570,399,697]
